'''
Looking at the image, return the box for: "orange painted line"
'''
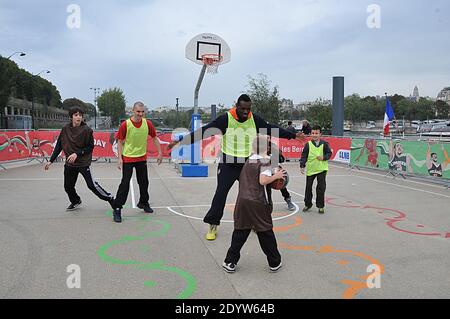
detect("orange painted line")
[317,245,384,299]
[273,217,303,233]
[341,280,368,299]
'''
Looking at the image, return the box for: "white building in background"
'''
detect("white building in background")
[153,105,174,113]
[413,86,419,100]
[408,85,420,102]
[437,87,450,104]
[296,98,331,111]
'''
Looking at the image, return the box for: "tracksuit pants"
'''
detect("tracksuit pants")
[113,161,149,209]
[304,171,327,208]
[203,163,243,225]
[64,165,112,204]
[225,229,282,268]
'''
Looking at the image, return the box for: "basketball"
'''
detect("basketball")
[271,166,289,190]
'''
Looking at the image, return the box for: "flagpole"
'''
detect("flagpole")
[384,93,388,140]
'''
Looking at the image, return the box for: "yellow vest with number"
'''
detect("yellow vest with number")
[306,141,328,176]
[221,112,257,158]
[123,119,148,157]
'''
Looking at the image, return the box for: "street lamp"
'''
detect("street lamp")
[90,87,100,129]
[176,97,179,127]
[31,70,51,129]
[6,51,26,59]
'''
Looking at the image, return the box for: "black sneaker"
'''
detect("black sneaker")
[66,200,82,211]
[302,205,312,212]
[113,208,122,223]
[137,203,154,213]
[108,197,115,210]
[222,262,236,273]
[270,262,283,273]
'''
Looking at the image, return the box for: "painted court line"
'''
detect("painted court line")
[330,163,449,190]
[130,177,136,208]
[166,202,299,223]
[350,175,450,199]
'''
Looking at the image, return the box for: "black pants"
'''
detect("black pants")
[64,165,112,204]
[113,161,149,209]
[304,171,327,208]
[225,229,281,268]
[203,163,244,225]
[280,187,290,200]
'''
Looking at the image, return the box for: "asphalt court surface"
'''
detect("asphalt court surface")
[0,161,449,299]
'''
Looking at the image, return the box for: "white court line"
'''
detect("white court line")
[166,202,299,223]
[289,175,450,200]
[0,175,349,182]
[329,163,449,190]
[130,178,136,208]
[152,201,294,209]
[288,190,318,206]
[349,174,450,199]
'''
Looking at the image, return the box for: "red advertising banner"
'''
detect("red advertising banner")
[1,131,351,164]
[275,136,352,163]
[201,135,351,163]
[0,131,59,162]
[0,131,174,162]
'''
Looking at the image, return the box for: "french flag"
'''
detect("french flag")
[383,96,395,136]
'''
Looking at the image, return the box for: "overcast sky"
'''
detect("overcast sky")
[1,0,449,109]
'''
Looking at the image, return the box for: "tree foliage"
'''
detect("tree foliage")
[97,88,126,126]
[0,56,62,111]
[246,73,281,124]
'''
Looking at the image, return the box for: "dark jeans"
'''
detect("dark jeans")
[304,171,327,208]
[64,165,112,204]
[280,187,290,200]
[203,163,244,225]
[113,161,149,209]
[225,229,281,268]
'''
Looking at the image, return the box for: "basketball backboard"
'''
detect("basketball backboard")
[185,33,231,66]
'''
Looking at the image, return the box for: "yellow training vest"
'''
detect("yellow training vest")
[123,118,148,157]
[306,141,328,176]
[221,112,257,158]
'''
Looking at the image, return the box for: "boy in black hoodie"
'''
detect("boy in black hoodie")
[45,107,114,211]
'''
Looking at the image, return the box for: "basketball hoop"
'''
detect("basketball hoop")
[202,54,223,74]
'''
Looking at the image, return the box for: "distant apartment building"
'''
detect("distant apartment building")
[437,87,450,104]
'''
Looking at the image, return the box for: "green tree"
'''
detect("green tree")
[0,56,62,109]
[97,88,126,126]
[246,73,281,124]
[63,98,86,110]
[304,99,332,134]
[434,100,450,119]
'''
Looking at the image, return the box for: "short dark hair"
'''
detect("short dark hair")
[237,94,251,106]
[69,106,84,118]
[288,121,293,125]
[431,152,437,157]
[312,125,322,132]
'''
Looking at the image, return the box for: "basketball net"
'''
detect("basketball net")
[202,54,223,74]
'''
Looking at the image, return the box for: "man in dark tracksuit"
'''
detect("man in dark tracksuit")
[168,94,303,240]
[45,107,114,211]
[299,125,332,214]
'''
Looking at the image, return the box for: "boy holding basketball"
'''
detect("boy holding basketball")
[223,135,285,273]
[299,125,332,214]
